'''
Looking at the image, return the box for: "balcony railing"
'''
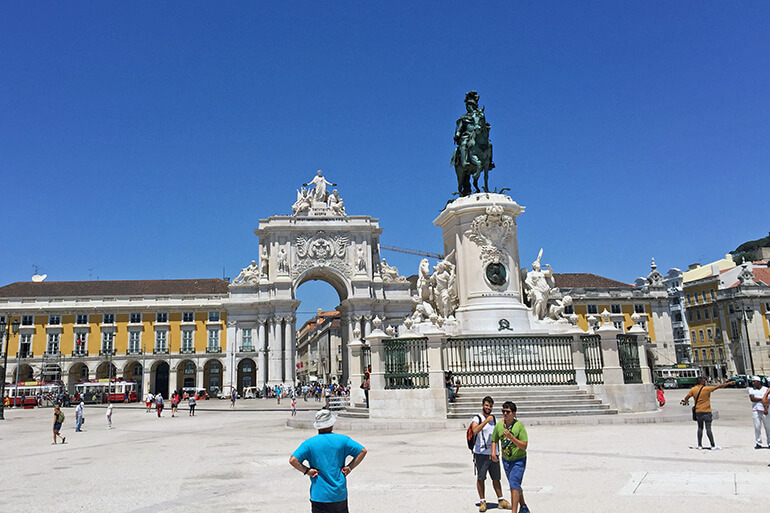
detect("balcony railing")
[153,347,169,355]
[18,351,33,359]
[126,348,142,355]
[72,350,88,357]
[180,348,196,354]
[206,346,222,354]
[239,345,256,352]
[44,350,62,357]
[99,348,117,356]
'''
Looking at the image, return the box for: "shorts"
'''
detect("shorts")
[474,453,501,481]
[695,412,713,422]
[502,457,526,491]
[311,499,348,513]
[53,423,62,431]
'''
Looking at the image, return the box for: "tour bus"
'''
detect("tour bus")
[654,365,703,389]
[75,379,138,404]
[3,381,64,407]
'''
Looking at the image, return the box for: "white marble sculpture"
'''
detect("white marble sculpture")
[327,189,345,215]
[304,170,335,204]
[547,295,572,321]
[292,187,312,215]
[233,260,259,285]
[380,259,407,283]
[411,252,458,324]
[259,246,269,278]
[277,247,289,274]
[356,245,367,272]
[523,249,556,320]
[465,204,517,265]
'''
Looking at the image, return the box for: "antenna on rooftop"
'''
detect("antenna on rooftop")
[31,264,47,282]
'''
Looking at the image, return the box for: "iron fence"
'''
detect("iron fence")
[580,335,604,385]
[617,334,642,384]
[361,345,371,374]
[383,338,429,389]
[444,336,576,387]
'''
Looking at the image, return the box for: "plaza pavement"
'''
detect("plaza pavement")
[0,388,768,513]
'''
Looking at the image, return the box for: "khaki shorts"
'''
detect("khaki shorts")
[474,453,501,481]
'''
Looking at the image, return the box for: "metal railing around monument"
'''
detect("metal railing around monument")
[383,338,429,390]
[444,336,576,387]
[617,334,642,384]
[580,335,604,385]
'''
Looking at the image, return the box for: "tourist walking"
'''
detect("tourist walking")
[291,396,297,417]
[470,396,510,512]
[682,376,734,450]
[155,393,164,418]
[106,403,113,428]
[52,406,66,445]
[171,392,179,417]
[491,401,529,513]
[189,394,196,416]
[361,374,370,409]
[445,371,457,402]
[289,409,367,513]
[145,392,153,413]
[231,389,237,408]
[75,401,85,432]
[748,376,770,448]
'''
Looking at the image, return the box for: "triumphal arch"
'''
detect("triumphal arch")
[227,171,414,387]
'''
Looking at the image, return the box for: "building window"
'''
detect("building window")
[701,349,707,361]
[634,304,646,314]
[564,305,574,315]
[74,332,88,355]
[611,304,621,314]
[696,310,702,321]
[76,314,88,325]
[102,332,114,352]
[130,313,142,324]
[184,362,195,375]
[103,313,115,324]
[47,315,61,326]
[730,320,739,339]
[709,289,715,301]
[210,361,221,374]
[208,312,220,322]
[242,361,253,372]
[613,321,624,331]
[707,328,713,341]
[716,329,722,340]
[728,304,735,314]
[718,348,724,361]
[19,333,32,357]
[128,331,141,353]
[587,305,598,314]
[47,333,60,354]
[156,313,168,323]
[181,331,194,352]
[712,307,718,319]
[704,309,710,319]
[688,310,693,322]
[155,330,167,351]
[686,294,692,305]
[241,329,253,351]
[21,315,34,326]
[709,348,715,362]
[693,351,699,363]
[207,329,220,350]
[700,292,706,303]
[183,312,194,323]
[691,330,696,342]
[699,330,704,342]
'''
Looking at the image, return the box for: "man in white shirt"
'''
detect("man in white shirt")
[470,396,511,512]
[748,376,770,449]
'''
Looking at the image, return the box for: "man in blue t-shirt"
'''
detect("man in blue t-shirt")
[290,409,367,513]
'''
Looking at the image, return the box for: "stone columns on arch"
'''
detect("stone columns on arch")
[283,318,296,385]
[257,317,267,386]
[267,317,283,386]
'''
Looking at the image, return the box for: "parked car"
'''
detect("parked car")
[242,386,261,399]
[727,375,748,388]
[181,388,209,401]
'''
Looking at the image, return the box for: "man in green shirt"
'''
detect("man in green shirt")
[491,401,529,513]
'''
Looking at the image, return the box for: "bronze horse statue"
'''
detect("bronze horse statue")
[451,105,494,197]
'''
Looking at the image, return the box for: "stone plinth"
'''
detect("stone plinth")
[434,193,531,334]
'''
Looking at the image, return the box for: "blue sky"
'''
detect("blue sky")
[2,3,768,324]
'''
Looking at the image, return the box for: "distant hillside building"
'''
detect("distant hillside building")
[295,310,343,385]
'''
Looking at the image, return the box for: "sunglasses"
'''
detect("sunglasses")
[502,410,512,414]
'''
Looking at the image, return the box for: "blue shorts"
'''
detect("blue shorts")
[53,423,62,431]
[502,457,526,491]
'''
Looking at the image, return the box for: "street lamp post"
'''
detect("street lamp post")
[740,302,755,376]
[0,318,21,420]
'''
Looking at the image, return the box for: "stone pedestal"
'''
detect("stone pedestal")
[434,193,530,334]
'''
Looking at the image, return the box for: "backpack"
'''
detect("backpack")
[466,414,482,450]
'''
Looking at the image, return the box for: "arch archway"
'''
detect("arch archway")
[96,362,118,380]
[15,363,34,382]
[151,361,170,398]
[203,360,222,394]
[237,358,257,393]
[124,361,143,396]
[68,363,89,393]
[176,360,197,391]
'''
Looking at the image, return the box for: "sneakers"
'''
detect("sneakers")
[519,506,531,513]
[479,501,487,512]
[498,499,512,510]
[711,446,722,450]
[697,445,705,450]
[756,444,763,449]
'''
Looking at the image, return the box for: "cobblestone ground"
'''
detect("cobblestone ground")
[0,389,767,513]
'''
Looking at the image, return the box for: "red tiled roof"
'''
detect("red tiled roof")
[554,273,633,289]
[753,267,770,286]
[0,279,230,298]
